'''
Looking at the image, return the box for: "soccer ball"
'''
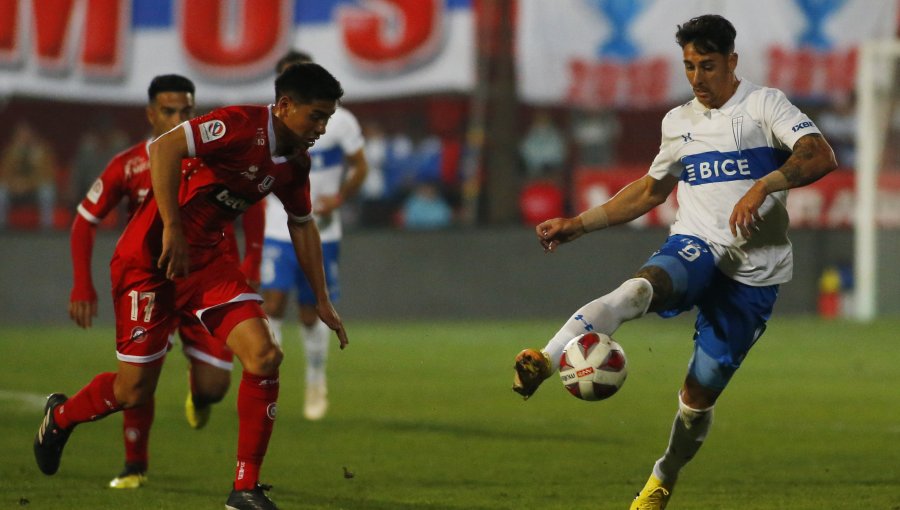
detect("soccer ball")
[559,332,627,401]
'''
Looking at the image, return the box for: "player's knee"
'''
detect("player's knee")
[243,343,283,375]
[619,277,654,313]
[634,266,673,310]
[678,391,714,431]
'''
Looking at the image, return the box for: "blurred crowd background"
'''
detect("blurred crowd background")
[0,0,897,233]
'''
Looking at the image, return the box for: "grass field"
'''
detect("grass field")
[1,316,899,509]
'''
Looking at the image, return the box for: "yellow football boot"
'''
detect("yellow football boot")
[629,474,673,510]
[185,392,210,430]
[109,464,146,489]
[512,348,552,400]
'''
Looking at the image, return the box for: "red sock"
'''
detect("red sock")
[234,370,279,490]
[55,372,121,429]
[122,397,154,471]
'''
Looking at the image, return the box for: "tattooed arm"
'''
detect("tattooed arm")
[729,133,838,238]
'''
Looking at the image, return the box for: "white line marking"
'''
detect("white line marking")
[0,389,48,410]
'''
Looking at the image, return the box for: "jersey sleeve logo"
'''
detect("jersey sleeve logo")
[87,178,104,204]
[199,120,227,143]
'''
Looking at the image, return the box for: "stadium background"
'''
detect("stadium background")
[1,0,899,323]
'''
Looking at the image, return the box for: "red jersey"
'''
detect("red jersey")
[77,140,153,223]
[113,105,311,272]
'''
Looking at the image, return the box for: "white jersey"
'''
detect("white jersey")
[264,106,364,243]
[647,79,820,286]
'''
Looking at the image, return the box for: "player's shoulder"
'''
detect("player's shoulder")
[659,100,695,133]
[105,140,149,171]
[741,80,791,107]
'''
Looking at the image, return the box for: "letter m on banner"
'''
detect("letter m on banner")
[0,0,129,77]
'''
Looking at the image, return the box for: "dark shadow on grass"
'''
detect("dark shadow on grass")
[327,415,626,444]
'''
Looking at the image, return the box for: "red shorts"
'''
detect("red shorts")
[111,255,262,365]
[177,313,235,370]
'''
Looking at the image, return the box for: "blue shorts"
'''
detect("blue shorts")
[641,235,779,391]
[259,238,341,305]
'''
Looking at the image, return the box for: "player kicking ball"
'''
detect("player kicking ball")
[36,63,348,510]
[513,14,837,509]
[68,74,264,490]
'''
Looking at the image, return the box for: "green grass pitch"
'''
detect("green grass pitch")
[1,316,899,509]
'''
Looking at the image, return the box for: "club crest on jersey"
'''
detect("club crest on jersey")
[199,120,226,143]
[241,165,259,180]
[87,178,103,204]
[258,175,275,193]
[681,133,694,143]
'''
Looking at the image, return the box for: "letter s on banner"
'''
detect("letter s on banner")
[181,0,291,80]
[338,0,443,74]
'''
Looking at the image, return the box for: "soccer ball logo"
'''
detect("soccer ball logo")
[559,332,627,401]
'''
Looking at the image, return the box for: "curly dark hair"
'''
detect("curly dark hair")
[675,14,736,55]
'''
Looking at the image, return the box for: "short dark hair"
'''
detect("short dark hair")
[675,14,736,55]
[147,74,195,103]
[275,62,344,104]
[275,50,313,74]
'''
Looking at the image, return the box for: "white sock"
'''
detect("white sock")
[268,317,284,347]
[652,394,714,485]
[302,321,331,386]
[543,278,653,371]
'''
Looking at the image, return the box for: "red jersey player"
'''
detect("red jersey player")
[68,74,264,490]
[37,63,347,510]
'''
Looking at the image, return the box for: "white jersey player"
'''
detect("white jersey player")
[261,55,368,421]
[511,15,837,510]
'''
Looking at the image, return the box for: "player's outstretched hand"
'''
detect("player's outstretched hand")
[158,225,190,279]
[729,182,766,239]
[317,301,349,350]
[69,299,98,329]
[536,217,586,253]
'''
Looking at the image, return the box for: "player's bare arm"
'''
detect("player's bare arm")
[149,127,191,279]
[287,217,349,349]
[729,133,838,238]
[538,174,677,253]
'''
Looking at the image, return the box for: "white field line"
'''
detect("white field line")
[0,389,48,410]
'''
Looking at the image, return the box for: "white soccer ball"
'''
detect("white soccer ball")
[559,332,627,401]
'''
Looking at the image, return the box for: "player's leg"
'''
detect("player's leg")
[512,277,655,399]
[210,305,281,509]
[35,272,171,477]
[111,332,179,489]
[180,315,233,429]
[514,235,713,399]
[260,238,297,346]
[35,358,165,476]
[110,399,154,489]
[295,241,340,420]
[631,273,778,509]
